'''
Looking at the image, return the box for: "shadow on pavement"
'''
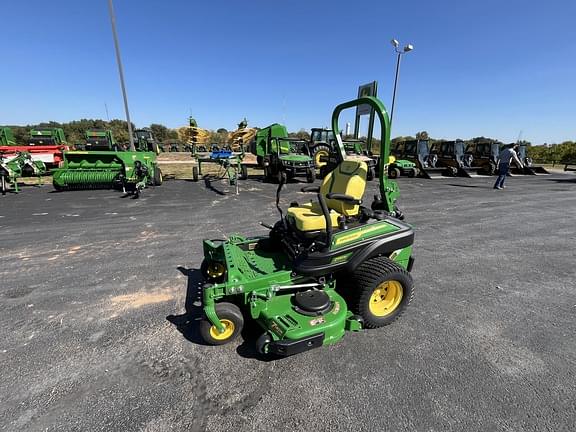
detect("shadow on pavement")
[166,266,208,345]
[545,177,576,183]
[445,183,484,188]
[166,266,279,361]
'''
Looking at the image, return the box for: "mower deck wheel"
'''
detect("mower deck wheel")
[256,333,272,354]
[200,302,244,345]
[407,168,417,178]
[348,256,414,328]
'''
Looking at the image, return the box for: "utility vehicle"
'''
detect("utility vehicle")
[254,124,316,183]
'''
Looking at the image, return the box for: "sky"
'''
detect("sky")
[1,0,575,144]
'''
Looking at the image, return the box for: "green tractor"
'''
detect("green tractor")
[309,128,336,170]
[195,96,414,356]
[80,129,119,151]
[253,124,316,183]
[0,151,46,195]
[314,133,379,181]
[134,128,161,155]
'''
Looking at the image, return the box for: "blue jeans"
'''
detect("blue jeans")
[494,163,510,188]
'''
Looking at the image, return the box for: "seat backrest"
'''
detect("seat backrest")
[320,160,368,216]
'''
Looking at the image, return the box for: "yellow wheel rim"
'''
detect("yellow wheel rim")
[315,150,329,168]
[207,262,225,279]
[368,280,403,317]
[209,319,235,341]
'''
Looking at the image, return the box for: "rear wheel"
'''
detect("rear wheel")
[199,302,244,345]
[153,167,163,186]
[192,166,199,182]
[1,176,6,195]
[388,167,400,179]
[312,145,331,168]
[306,167,316,183]
[348,256,414,328]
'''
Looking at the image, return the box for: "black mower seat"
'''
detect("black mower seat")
[286,160,368,232]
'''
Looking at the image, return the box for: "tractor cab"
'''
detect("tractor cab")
[28,128,67,146]
[134,129,160,154]
[84,129,117,151]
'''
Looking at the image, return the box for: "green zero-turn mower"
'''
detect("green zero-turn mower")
[196,96,414,356]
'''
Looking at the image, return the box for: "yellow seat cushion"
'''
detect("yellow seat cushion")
[287,160,368,232]
[320,160,367,217]
[287,205,340,232]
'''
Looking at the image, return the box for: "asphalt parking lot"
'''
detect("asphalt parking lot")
[1,172,575,432]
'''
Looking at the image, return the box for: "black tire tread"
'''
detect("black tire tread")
[348,256,414,329]
[199,302,244,345]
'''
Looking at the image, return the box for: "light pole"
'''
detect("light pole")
[389,39,413,128]
[107,0,135,151]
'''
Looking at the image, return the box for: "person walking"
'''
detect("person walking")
[494,144,523,190]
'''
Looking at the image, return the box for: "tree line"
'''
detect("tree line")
[3,120,574,163]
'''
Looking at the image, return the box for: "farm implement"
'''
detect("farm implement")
[194,96,415,357]
[0,151,46,195]
[0,127,69,168]
[192,148,248,194]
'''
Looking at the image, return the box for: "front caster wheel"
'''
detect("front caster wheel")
[199,302,244,345]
